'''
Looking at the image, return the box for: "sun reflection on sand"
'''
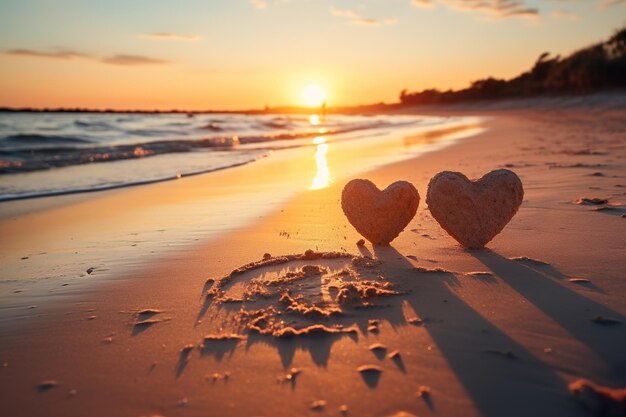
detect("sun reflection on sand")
[310,136,331,190]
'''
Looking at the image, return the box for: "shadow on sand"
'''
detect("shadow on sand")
[471,249,626,380]
[189,246,622,416]
[373,246,584,417]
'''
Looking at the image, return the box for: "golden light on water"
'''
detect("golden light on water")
[310,136,331,190]
[309,114,321,125]
[302,84,326,108]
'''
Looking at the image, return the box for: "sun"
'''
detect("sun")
[301,84,326,108]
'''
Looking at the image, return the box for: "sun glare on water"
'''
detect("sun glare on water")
[302,84,326,108]
[310,136,331,190]
[309,114,321,125]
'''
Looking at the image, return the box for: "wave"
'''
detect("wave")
[1,133,92,145]
[0,120,395,174]
[127,128,183,137]
[74,120,115,131]
[261,118,293,129]
[0,156,264,202]
[200,122,223,131]
[0,113,464,203]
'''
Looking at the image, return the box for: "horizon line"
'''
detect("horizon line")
[0,102,393,114]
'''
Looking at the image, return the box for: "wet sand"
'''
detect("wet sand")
[0,97,625,417]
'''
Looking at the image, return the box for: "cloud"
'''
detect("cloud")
[250,0,268,9]
[5,49,91,60]
[329,6,398,26]
[411,0,539,19]
[4,48,170,66]
[249,0,292,8]
[330,6,360,19]
[551,9,579,21]
[139,32,200,41]
[411,0,434,8]
[101,55,169,66]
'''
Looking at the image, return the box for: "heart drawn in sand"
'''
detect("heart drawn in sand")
[341,179,420,245]
[426,169,524,249]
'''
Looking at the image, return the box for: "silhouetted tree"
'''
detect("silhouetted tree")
[398,26,626,106]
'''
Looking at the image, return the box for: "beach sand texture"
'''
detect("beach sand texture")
[1,99,625,417]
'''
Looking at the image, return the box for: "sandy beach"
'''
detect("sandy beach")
[1,96,625,417]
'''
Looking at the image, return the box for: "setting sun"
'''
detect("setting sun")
[301,84,326,108]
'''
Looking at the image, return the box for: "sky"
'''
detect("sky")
[0,0,624,110]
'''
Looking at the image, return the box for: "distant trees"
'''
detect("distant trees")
[399,26,626,106]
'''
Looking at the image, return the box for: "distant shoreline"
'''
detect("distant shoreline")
[2,90,625,115]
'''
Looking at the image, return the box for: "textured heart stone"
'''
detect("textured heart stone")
[426,169,523,248]
[341,179,420,245]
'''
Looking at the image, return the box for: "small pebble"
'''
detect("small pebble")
[137,308,161,316]
[280,367,301,383]
[287,367,301,380]
[387,350,401,359]
[416,385,431,398]
[369,343,387,351]
[310,400,327,411]
[181,344,195,353]
[568,278,591,284]
[575,197,608,205]
[357,364,382,374]
[37,380,58,391]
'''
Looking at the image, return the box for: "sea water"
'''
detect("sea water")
[0,112,436,201]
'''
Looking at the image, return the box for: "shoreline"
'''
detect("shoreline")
[0,115,483,324]
[1,101,625,417]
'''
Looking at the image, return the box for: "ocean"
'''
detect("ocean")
[0,112,445,201]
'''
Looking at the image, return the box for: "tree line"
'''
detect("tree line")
[399,27,626,106]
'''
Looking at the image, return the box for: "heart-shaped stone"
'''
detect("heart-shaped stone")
[426,169,523,249]
[341,179,420,245]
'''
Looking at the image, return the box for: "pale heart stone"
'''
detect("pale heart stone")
[426,169,523,249]
[341,179,420,245]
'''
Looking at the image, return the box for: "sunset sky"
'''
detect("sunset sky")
[0,0,624,110]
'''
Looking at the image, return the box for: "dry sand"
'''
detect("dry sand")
[1,96,625,417]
